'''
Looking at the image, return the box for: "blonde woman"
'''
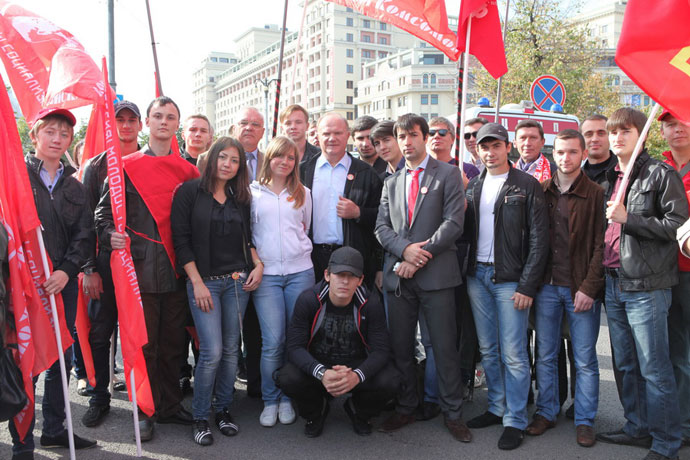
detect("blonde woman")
[250,136,314,427]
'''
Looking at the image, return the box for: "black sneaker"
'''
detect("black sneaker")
[498,427,525,450]
[82,405,110,427]
[215,408,239,436]
[40,431,97,449]
[343,398,371,436]
[179,377,192,395]
[467,411,502,429]
[305,398,330,438]
[193,420,213,446]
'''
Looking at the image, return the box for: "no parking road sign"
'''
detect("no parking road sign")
[530,75,566,112]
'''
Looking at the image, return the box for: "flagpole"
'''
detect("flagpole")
[612,102,660,213]
[109,331,115,395]
[459,16,473,165]
[130,369,142,456]
[145,0,163,95]
[454,58,464,164]
[35,227,76,460]
[272,0,289,138]
[494,0,510,122]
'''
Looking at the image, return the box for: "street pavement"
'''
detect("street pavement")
[2,311,687,460]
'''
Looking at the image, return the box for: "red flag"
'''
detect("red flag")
[456,0,507,79]
[0,1,115,123]
[74,275,96,387]
[99,58,155,416]
[77,104,106,181]
[615,0,690,124]
[324,0,460,60]
[0,74,73,441]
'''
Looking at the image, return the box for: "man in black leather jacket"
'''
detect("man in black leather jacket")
[596,108,687,460]
[463,123,548,450]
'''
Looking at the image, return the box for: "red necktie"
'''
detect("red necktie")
[408,168,423,223]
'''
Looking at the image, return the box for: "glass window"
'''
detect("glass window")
[346,64,354,73]
[380,22,387,31]
[362,35,372,43]
[346,17,353,26]
[346,49,354,58]
[363,20,371,28]
[423,74,429,86]
[346,80,354,89]
[346,33,353,42]
[431,94,438,104]
[421,95,429,105]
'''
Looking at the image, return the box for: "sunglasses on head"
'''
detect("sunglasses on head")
[429,128,449,137]
[464,131,479,140]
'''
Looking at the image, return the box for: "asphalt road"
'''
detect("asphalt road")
[2,311,686,460]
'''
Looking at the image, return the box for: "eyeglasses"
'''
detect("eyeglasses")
[429,129,449,137]
[464,131,479,140]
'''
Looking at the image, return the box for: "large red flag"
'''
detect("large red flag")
[615,0,690,124]
[324,0,460,60]
[99,58,155,416]
[456,0,507,79]
[0,74,73,441]
[0,1,115,124]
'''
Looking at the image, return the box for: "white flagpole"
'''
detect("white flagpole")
[612,101,661,208]
[109,330,115,394]
[130,369,142,457]
[494,0,511,122]
[35,227,76,460]
[459,16,473,164]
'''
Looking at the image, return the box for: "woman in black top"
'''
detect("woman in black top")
[171,136,263,446]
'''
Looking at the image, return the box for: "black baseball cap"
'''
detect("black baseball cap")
[328,247,364,277]
[114,100,141,118]
[476,123,509,144]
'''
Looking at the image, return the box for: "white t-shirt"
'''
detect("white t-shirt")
[477,172,509,263]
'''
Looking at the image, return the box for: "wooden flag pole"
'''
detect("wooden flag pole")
[272,0,289,138]
[36,227,76,460]
[145,0,163,95]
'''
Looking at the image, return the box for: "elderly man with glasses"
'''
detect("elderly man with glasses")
[428,117,480,184]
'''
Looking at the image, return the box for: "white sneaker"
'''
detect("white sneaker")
[278,400,296,425]
[260,404,278,427]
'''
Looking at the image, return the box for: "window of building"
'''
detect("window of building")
[346,80,354,89]
[346,48,354,58]
[219,57,229,63]
[422,74,429,87]
[209,76,214,82]
[346,96,353,104]
[210,57,218,62]
[363,19,371,28]
[346,17,353,26]
[601,24,608,34]
[430,74,436,86]
[431,94,438,105]
[422,54,444,65]
[421,95,428,105]
[380,22,387,31]
[346,33,354,42]
[347,111,353,120]
[346,64,354,73]
[362,50,373,58]
[378,36,388,45]
[378,51,387,59]
[346,7,353,12]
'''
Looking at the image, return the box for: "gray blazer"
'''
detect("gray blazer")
[375,156,465,291]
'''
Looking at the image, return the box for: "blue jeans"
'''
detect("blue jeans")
[535,284,600,426]
[467,264,530,429]
[252,269,314,405]
[418,309,439,404]
[669,271,690,438]
[605,276,681,458]
[187,277,249,420]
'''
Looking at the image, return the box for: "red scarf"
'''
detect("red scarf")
[123,151,199,270]
[533,154,552,182]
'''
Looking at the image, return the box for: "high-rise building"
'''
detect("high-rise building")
[191,51,238,128]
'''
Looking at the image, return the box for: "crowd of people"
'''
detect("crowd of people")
[1,95,690,460]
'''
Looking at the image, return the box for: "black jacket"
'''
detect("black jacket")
[301,141,321,164]
[300,153,383,280]
[604,151,688,291]
[25,154,91,279]
[286,280,390,383]
[465,167,549,298]
[94,145,180,293]
[582,153,617,189]
[170,178,253,278]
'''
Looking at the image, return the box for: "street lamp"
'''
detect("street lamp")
[255,77,278,146]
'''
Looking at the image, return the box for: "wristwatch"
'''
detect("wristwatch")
[84,267,95,275]
[316,367,326,381]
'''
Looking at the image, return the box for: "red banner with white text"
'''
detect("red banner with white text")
[325,0,460,60]
[457,0,507,79]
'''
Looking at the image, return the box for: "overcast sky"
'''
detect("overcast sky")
[5,0,595,128]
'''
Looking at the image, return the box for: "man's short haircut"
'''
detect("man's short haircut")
[317,112,349,131]
[607,107,647,135]
[582,114,608,126]
[555,129,586,151]
[428,116,455,139]
[146,96,181,119]
[464,117,489,127]
[183,114,214,135]
[351,115,378,137]
[515,119,544,139]
[279,104,309,124]
[369,120,395,141]
[394,113,429,139]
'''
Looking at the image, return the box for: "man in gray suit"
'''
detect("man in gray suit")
[375,113,470,442]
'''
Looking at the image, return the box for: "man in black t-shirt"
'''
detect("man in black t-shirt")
[277,247,398,437]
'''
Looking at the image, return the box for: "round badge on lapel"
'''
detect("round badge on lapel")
[421,186,429,194]
[347,173,355,181]
[287,196,295,202]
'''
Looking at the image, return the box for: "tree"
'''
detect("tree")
[472,0,620,121]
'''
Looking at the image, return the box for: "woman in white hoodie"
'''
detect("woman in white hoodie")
[250,136,314,427]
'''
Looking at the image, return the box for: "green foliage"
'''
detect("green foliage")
[473,0,620,121]
[641,105,667,160]
[16,116,33,152]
